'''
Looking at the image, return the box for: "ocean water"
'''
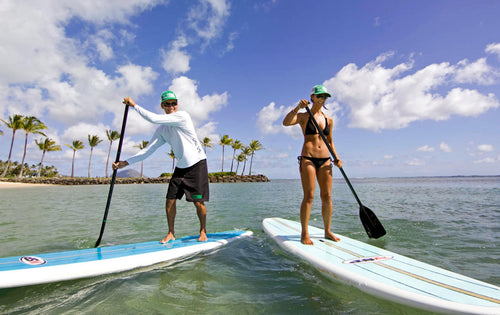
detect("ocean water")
[0,177,499,314]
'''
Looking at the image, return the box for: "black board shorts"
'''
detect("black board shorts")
[166,159,209,202]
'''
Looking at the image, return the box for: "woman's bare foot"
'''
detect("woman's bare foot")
[198,230,207,242]
[301,232,314,245]
[160,232,175,244]
[325,230,340,242]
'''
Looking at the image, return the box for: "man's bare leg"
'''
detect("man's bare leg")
[194,201,207,241]
[160,198,177,243]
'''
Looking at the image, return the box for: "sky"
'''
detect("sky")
[1,0,499,179]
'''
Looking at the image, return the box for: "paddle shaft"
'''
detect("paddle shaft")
[304,106,363,207]
[95,104,129,247]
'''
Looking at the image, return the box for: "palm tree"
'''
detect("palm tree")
[235,152,246,174]
[248,140,263,176]
[240,146,252,176]
[219,134,233,172]
[105,129,121,178]
[168,148,176,172]
[201,137,213,153]
[87,135,103,178]
[230,140,242,173]
[133,140,149,178]
[1,114,24,177]
[66,140,85,178]
[35,138,61,177]
[18,116,47,178]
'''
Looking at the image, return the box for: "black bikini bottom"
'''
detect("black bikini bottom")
[298,156,332,169]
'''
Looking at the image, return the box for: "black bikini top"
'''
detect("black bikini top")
[305,116,329,135]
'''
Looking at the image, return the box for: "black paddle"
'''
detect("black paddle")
[95,104,130,247]
[305,106,386,239]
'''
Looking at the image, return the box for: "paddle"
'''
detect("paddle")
[305,106,386,239]
[95,104,130,247]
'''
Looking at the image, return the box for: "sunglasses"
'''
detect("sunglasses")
[162,101,178,107]
[315,94,328,99]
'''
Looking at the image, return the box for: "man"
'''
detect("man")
[113,91,209,243]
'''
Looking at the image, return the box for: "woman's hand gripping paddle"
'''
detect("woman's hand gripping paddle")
[305,106,386,238]
[95,104,130,247]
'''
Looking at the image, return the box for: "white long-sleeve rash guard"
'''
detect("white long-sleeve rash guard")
[125,105,206,169]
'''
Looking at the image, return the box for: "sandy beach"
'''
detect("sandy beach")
[0,181,54,188]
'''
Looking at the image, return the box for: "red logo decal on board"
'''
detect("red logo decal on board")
[20,256,47,265]
[343,256,393,264]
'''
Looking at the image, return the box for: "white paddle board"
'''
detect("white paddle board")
[263,217,500,315]
[0,230,252,289]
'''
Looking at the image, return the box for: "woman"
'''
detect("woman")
[282,85,343,245]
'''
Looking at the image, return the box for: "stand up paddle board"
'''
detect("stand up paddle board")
[0,230,252,289]
[263,217,500,315]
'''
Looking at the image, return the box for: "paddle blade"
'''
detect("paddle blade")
[359,205,386,239]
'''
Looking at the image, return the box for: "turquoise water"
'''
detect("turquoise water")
[0,177,499,314]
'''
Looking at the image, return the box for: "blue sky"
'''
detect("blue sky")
[1,0,499,179]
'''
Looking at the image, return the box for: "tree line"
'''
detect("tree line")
[1,115,264,178]
[0,114,123,178]
[201,135,263,176]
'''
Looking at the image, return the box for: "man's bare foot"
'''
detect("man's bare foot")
[198,230,207,242]
[301,233,314,245]
[325,230,340,242]
[160,232,175,244]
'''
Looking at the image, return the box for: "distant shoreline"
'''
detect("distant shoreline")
[1,175,497,188]
[0,174,270,187]
[0,181,56,188]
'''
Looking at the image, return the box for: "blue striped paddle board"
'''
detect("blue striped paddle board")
[263,217,500,315]
[0,230,252,289]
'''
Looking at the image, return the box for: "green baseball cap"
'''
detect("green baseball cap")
[161,91,177,103]
[311,85,331,97]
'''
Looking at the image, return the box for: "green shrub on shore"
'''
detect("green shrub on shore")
[0,160,59,178]
[161,171,237,178]
[209,172,236,178]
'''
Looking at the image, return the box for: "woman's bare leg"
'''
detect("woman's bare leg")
[299,159,317,245]
[317,162,340,242]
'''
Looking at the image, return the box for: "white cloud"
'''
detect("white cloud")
[453,58,496,85]
[0,0,160,128]
[64,0,166,24]
[406,158,425,166]
[473,157,495,164]
[440,142,452,153]
[256,98,341,138]
[224,31,239,54]
[478,144,494,152]
[485,42,500,59]
[168,76,228,126]
[161,36,191,75]
[160,0,233,74]
[61,122,109,144]
[323,50,500,131]
[187,0,231,43]
[116,64,158,97]
[256,102,302,139]
[89,29,115,61]
[196,121,218,140]
[417,145,434,152]
[43,64,158,125]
